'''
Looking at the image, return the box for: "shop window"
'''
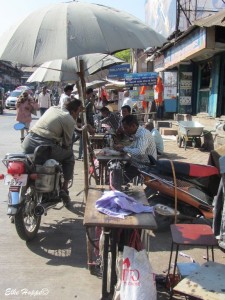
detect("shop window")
[215,27,225,44]
[200,62,211,90]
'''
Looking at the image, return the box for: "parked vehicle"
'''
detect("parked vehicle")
[177,121,204,150]
[16,86,33,92]
[0,145,70,241]
[139,156,221,230]
[0,87,5,114]
[5,86,34,109]
[5,90,23,109]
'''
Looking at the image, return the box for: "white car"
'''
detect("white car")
[5,90,23,109]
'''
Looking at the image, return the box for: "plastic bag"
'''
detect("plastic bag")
[113,252,123,300]
[120,230,157,300]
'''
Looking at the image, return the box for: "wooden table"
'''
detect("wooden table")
[173,261,225,300]
[95,150,130,185]
[83,186,157,299]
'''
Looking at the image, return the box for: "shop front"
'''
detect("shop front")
[152,25,225,118]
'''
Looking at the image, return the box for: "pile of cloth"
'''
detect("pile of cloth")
[95,190,153,219]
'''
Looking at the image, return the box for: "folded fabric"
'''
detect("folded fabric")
[95,190,153,219]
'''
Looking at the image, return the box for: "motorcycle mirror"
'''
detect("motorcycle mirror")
[14,123,25,130]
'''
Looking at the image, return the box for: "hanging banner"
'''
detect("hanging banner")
[125,72,158,87]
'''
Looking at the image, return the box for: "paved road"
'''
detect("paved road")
[0,110,224,300]
[0,110,101,300]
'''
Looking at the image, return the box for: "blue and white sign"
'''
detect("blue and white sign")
[108,63,130,79]
[125,72,158,87]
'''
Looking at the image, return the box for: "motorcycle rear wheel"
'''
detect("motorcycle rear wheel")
[14,186,41,241]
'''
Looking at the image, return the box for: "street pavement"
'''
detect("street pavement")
[0,110,224,300]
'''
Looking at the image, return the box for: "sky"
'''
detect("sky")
[0,0,146,36]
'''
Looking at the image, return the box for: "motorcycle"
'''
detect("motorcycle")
[0,145,70,241]
[139,156,221,230]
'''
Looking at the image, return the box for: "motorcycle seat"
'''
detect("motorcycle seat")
[156,159,219,178]
[5,153,34,160]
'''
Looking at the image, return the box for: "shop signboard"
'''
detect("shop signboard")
[108,63,130,79]
[164,28,206,69]
[125,72,158,87]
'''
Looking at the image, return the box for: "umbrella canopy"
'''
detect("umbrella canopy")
[105,80,126,89]
[27,53,124,83]
[86,69,109,83]
[73,80,107,94]
[0,2,166,66]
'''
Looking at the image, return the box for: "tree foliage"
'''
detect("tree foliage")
[114,49,131,63]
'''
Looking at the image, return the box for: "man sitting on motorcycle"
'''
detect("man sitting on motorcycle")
[22,99,83,203]
[114,114,157,183]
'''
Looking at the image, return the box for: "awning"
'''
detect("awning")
[105,79,126,89]
[194,8,225,27]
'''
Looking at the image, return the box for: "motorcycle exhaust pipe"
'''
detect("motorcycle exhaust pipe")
[34,202,58,216]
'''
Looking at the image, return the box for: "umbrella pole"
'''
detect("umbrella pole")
[78,60,89,201]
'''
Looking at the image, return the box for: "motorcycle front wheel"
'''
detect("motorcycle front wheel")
[14,186,41,241]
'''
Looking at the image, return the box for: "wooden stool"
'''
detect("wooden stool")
[176,262,200,279]
[173,261,225,299]
[167,224,217,296]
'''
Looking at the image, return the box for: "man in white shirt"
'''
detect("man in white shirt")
[37,86,51,116]
[122,90,133,110]
[59,84,74,109]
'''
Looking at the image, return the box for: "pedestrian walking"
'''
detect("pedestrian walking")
[59,84,74,109]
[16,91,37,142]
[37,86,51,116]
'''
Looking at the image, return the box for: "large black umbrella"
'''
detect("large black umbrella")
[0,1,166,197]
[0,2,166,66]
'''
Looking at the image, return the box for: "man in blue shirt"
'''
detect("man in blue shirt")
[145,122,164,155]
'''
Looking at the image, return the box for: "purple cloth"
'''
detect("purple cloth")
[95,190,154,219]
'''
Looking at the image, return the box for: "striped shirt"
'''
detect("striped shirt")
[123,126,157,168]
